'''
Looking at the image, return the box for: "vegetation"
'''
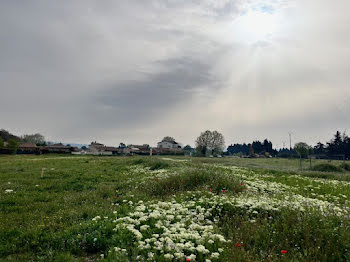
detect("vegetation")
[227,139,276,156]
[22,133,46,145]
[161,136,176,143]
[0,129,22,142]
[0,129,46,147]
[1,155,350,261]
[195,130,225,156]
[7,139,19,154]
[341,162,350,171]
[312,163,344,172]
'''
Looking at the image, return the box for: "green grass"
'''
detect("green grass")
[144,166,243,196]
[312,163,344,172]
[0,155,350,261]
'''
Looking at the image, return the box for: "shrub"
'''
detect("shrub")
[341,162,350,171]
[312,163,343,172]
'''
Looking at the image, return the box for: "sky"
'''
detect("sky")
[1,0,350,148]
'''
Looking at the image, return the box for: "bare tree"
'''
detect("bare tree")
[195,130,225,156]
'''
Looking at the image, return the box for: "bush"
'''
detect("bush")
[340,162,350,171]
[312,163,343,172]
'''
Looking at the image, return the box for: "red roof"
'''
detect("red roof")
[19,143,37,148]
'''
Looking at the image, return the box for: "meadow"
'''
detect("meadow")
[1,155,349,261]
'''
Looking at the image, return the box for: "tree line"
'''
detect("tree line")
[0,129,46,154]
[227,139,277,157]
[313,131,350,159]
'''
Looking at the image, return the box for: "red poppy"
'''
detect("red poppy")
[114,195,118,199]
[186,258,191,262]
[240,183,244,186]
[209,188,212,192]
[281,250,288,254]
[181,180,185,183]
[236,243,241,247]
[222,189,226,193]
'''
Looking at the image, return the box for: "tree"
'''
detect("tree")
[183,145,194,155]
[7,139,19,154]
[22,133,45,145]
[314,142,326,155]
[81,146,87,150]
[263,139,273,154]
[294,142,311,170]
[0,129,21,142]
[195,130,225,156]
[252,141,263,154]
[162,136,175,142]
[183,145,192,151]
[0,137,3,148]
[249,144,255,157]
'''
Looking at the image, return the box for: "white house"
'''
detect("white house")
[157,140,182,149]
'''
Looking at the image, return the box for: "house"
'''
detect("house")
[128,144,151,155]
[41,143,76,154]
[17,143,40,154]
[152,147,184,155]
[88,142,126,155]
[88,142,110,155]
[89,142,105,152]
[19,143,37,149]
[157,140,182,149]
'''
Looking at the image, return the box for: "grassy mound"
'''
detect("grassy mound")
[145,168,243,196]
[312,163,344,172]
[341,162,350,171]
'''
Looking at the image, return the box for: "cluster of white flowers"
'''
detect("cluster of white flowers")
[215,165,350,216]
[111,199,228,261]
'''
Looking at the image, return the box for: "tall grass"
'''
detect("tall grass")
[144,168,243,196]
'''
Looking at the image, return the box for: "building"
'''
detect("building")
[157,140,182,149]
[17,143,40,154]
[128,144,151,155]
[88,142,126,155]
[41,143,78,154]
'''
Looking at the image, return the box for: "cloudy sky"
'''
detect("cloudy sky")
[1,0,350,148]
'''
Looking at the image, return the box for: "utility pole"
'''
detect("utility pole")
[288,132,292,150]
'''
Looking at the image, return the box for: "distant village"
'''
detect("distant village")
[4,137,193,156]
[2,128,349,159]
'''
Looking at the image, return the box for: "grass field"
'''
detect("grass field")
[1,155,350,261]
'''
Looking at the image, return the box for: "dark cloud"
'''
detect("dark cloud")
[87,57,215,128]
